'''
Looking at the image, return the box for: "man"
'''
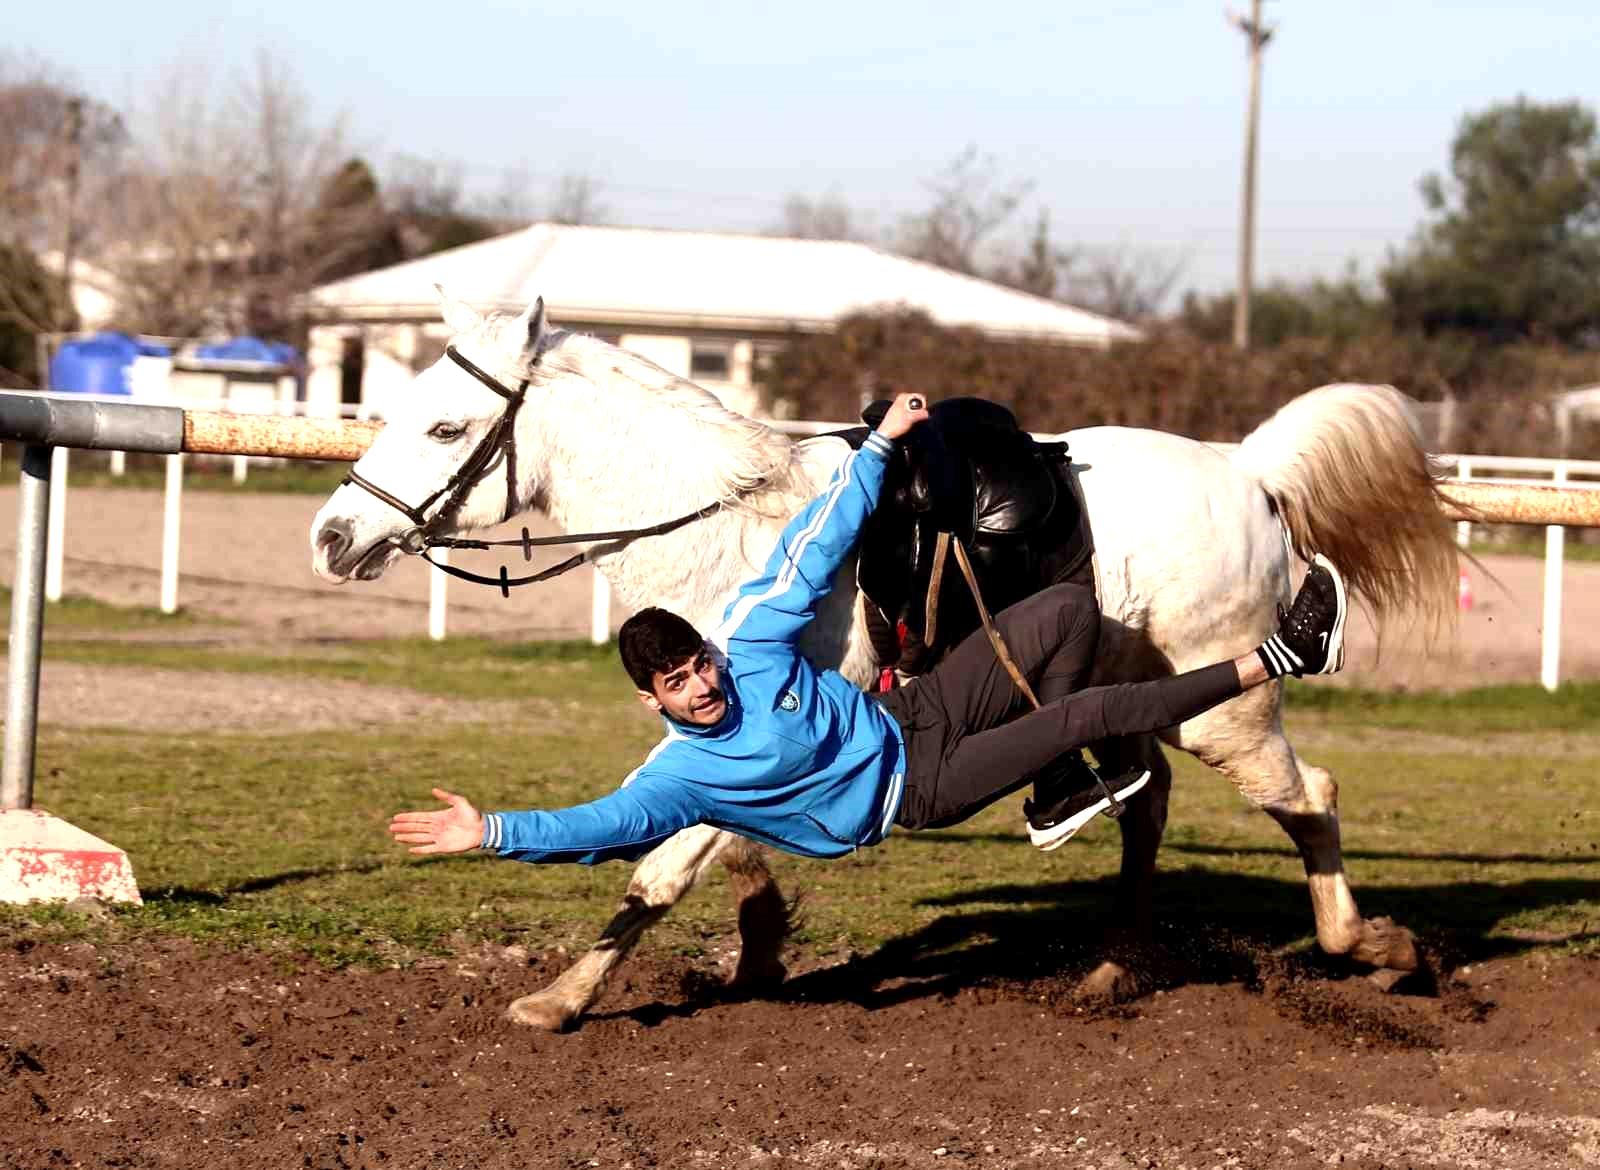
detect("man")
[390,393,1347,863]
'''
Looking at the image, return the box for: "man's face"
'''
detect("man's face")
[639,646,727,726]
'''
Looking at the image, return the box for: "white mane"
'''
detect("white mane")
[480,313,810,520]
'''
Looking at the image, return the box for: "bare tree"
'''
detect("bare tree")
[0,52,125,332]
[895,147,1032,274]
[475,164,536,229]
[387,154,468,220]
[990,210,1073,298]
[385,154,501,254]
[87,50,366,337]
[772,192,863,241]
[547,173,608,226]
[1059,244,1187,321]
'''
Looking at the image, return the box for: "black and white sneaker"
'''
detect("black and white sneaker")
[1025,767,1151,852]
[1259,553,1348,677]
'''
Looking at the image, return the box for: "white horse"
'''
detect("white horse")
[311,293,1456,1031]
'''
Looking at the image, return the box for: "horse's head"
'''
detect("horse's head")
[310,288,557,582]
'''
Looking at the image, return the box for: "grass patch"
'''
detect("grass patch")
[0,587,203,632]
[9,604,1597,969]
[1288,678,1600,733]
[1465,534,1600,563]
[0,662,1593,969]
[52,450,350,495]
[45,635,620,703]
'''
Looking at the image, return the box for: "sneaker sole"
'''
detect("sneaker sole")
[1028,770,1152,852]
[1311,553,1347,674]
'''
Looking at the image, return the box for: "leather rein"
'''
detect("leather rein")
[341,344,728,597]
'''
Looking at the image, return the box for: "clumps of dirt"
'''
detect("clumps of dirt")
[4,934,1596,1169]
[1264,976,1445,1050]
[3,1042,46,1077]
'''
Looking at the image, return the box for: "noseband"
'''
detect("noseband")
[341,343,729,596]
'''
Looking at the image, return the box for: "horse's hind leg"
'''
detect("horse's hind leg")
[1176,684,1419,975]
[506,825,749,1031]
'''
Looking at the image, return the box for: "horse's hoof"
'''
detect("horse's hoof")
[1368,968,1408,993]
[728,956,787,994]
[505,991,580,1032]
[1075,960,1142,1003]
[1350,916,1420,973]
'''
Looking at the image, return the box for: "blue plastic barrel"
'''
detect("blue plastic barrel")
[48,332,141,394]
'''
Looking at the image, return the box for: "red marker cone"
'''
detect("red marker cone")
[1458,568,1474,612]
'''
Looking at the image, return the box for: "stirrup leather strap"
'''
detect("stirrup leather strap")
[926,531,1127,818]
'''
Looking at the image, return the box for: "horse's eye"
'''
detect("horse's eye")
[428,421,465,442]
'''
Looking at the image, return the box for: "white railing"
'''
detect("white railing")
[1436,453,1600,692]
[24,405,1600,691]
[13,391,368,620]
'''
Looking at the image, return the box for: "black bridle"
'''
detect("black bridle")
[341,344,728,596]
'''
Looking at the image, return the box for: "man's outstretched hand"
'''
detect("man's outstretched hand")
[875,391,931,440]
[389,788,485,855]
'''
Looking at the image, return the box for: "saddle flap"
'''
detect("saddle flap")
[856,397,1090,672]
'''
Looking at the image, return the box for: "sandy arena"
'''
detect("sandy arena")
[1,481,1596,1169]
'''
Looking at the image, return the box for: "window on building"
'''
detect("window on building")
[340,336,365,408]
[690,340,732,381]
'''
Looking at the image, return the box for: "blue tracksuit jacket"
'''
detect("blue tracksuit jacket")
[481,430,907,864]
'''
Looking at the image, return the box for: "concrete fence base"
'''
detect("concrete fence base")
[0,808,141,905]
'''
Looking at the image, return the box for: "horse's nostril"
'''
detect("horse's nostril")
[318,519,353,564]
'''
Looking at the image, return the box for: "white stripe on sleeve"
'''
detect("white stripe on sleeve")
[711,450,859,647]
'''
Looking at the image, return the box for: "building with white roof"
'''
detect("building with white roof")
[303,222,1140,418]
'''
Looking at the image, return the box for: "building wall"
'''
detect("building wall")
[360,324,421,419]
[305,325,356,418]
[618,333,691,379]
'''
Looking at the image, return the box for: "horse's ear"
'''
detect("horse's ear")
[518,295,553,361]
[435,284,483,335]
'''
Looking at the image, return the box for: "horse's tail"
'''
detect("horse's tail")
[1231,383,1456,635]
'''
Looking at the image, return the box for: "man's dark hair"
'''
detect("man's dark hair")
[618,607,706,691]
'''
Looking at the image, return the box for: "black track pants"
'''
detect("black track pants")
[878,583,1243,830]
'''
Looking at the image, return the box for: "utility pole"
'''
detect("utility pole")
[1231,0,1273,350]
[59,96,85,333]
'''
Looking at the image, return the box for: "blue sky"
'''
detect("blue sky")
[18,1,1600,296]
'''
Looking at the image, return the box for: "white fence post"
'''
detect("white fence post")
[1455,457,1472,549]
[428,550,448,641]
[1540,465,1568,693]
[109,450,126,477]
[590,570,611,646]
[160,454,183,614]
[232,454,248,484]
[44,447,67,602]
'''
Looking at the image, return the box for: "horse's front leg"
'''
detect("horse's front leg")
[1076,734,1172,1001]
[506,824,741,1031]
[719,835,792,991]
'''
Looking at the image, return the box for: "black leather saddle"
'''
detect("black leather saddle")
[842,397,1094,677]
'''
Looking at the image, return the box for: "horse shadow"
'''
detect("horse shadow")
[603,861,1597,1025]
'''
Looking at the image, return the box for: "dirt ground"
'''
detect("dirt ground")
[3,481,1599,1168]
[2,935,1596,1170]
